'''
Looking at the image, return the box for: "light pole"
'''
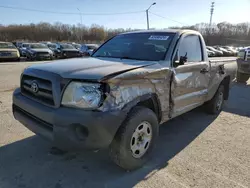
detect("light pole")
[209,2,215,31]
[146,2,156,30]
[77,8,83,42]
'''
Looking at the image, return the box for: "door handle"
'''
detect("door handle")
[200,68,209,74]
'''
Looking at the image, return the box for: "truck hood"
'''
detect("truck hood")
[28,57,156,81]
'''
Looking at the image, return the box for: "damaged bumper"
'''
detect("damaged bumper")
[12,88,126,150]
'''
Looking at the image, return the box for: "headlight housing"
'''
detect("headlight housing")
[61,82,102,109]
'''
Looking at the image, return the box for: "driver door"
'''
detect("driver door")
[171,34,210,118]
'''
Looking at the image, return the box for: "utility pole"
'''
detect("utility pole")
[77,8,83,42]
[209,2,215,30]
[146,2,156,30]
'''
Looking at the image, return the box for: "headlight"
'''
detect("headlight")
[61,82,102,109]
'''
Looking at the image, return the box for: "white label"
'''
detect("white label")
[148,35,169,40]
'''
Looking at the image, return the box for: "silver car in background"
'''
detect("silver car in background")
[80,44,99,56]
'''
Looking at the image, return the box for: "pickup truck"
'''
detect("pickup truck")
[12,30,236,170]
[237,47,250,83]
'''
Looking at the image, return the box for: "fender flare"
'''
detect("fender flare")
[121,93,162,122]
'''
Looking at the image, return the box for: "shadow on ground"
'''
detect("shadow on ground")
[0,109,218,188]
[223,82,250,117]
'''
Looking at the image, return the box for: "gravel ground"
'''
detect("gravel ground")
[0,61,250,188]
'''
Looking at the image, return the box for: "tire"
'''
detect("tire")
[109,106,159,170]
[237,72,249,83]
[205,85,225,115]
[26,54,32,61]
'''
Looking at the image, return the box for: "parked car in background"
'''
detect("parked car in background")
[206,46,223,56]
[0,42,20,61]
[80,44,99,56]
[237,47,250,83]
[71,43,81,50]
[206,49,215,57]
[57,43,80,58]
[43,42,62,58]
[25,43,54,61]
[214,46,232,56]
[222,46,238,56]
[19,43,31,57]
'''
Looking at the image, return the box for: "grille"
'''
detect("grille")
[37,52,49,56]
[0,51,12,56]
[21,75,54,106]
[65,51,78,56]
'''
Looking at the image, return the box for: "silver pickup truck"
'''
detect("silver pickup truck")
[12,30,236,170]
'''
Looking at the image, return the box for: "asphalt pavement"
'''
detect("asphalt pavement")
[0,60,249,188]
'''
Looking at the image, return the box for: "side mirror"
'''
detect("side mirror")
[173,51,187,67]
[179,54,187,64]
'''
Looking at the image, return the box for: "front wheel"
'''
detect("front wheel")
[109,106,159,170]
[26,54,34,61]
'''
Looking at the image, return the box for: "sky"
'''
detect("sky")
[0,0,249,29]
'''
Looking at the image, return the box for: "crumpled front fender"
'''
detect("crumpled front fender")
[98,63,173,123]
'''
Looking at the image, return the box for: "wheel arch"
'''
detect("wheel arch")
[122,93,162,123]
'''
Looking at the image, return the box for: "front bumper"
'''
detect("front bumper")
[12,88,126,150]
[0,55,20,60]
[32,54,53,60]
[62,51,80,58]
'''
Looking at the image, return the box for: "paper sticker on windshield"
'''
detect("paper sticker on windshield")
[148,35,169,40]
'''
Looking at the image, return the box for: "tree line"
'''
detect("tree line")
[170,22,250,46]
[0,22,250,46]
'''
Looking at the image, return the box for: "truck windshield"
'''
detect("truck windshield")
[92,32,175,61]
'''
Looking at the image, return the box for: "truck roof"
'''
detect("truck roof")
[120,29,200,35]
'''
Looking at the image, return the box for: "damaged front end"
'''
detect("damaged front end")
[98,63,174,123]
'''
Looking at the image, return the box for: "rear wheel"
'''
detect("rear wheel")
[109,106,159,170]
[205,85,225,115]
[237,72,249,83]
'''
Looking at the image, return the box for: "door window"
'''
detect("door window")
[179,35,202,62]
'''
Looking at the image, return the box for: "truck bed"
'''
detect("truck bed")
[209,57,236,62]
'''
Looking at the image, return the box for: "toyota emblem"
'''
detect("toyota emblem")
[31,82,39,93]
